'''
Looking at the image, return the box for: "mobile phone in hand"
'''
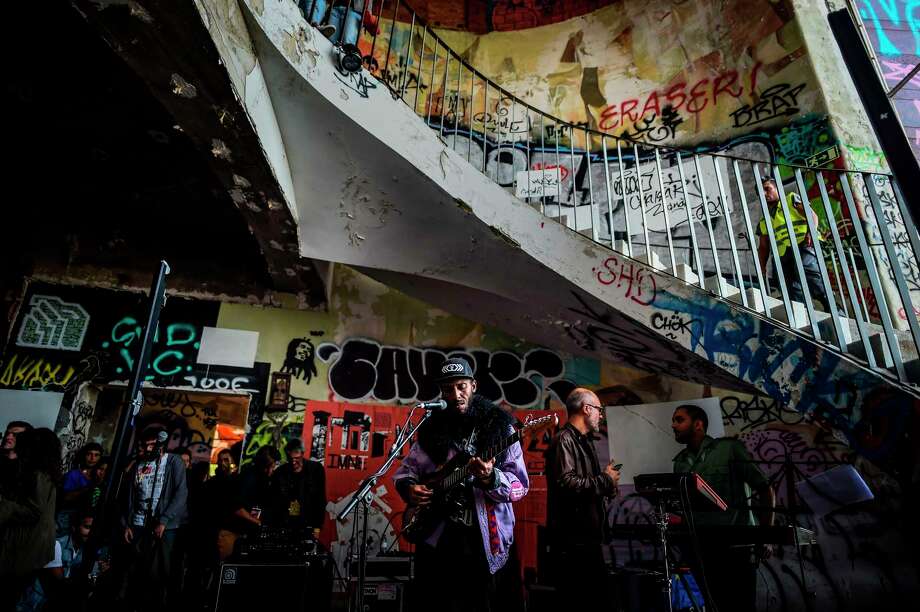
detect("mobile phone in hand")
[612,463,623,471]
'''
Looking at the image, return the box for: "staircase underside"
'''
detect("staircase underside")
[203,0,918,465]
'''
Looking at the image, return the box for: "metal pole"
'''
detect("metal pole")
[82,260,170,581]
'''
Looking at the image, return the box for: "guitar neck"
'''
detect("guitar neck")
[440,430,521,490]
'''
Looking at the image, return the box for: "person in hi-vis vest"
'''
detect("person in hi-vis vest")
[756,178,836,312]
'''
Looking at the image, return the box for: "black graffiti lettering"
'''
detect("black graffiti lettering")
[318,338,573,407]
[322,339,380,400]
[730,83,806,128]
[374,346,418,401]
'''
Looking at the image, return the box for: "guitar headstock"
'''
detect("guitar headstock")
[518,413,559,436]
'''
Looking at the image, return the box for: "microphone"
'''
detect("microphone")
[155,431,169,447]
[416,399,448,411]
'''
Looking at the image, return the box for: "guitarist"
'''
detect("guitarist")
[394,357,529,612]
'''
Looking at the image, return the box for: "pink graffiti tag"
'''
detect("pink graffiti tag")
[594,256,658,306]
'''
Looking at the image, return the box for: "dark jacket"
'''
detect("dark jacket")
[545,423,616,546]
[122,453,188,530]
[274,459,327,529]
[0,471,57,577]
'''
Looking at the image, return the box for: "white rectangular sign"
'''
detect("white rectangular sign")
[515,168,562,199]
[606,397,724,485]
[196,327,259,369]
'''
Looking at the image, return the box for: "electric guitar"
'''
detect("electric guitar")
[401,413,558,543]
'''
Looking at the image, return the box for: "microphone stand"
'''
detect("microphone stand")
[339,403,435,612]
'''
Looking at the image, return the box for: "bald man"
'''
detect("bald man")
[545,388,620,605]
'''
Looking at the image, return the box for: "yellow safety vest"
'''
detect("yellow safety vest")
[757,195,814,257]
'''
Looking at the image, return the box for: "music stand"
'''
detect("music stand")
[634,473,727,612]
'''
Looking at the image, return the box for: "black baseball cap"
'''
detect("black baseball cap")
[435,357,475,383]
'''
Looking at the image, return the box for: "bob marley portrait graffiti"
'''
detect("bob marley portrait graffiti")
[282,337,318,383]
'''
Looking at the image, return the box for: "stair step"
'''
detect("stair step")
[744,288,783,315]
[633,250,664,271]
[816,314,854,346]
[770,300,809,328]
[704,276,743,303]
[675,263,698,285]
[848,332,895,369]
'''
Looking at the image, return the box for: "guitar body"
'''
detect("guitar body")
[402,453,472,544]
[399,414,557,544]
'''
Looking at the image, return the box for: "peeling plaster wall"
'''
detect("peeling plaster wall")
[194,0,300,223]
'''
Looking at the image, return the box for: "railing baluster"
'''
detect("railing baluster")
[569,126,578,230]
[771,166,820,336]
[794,169,845,348]
[399,13,415,100]
[653,148,676,275]
[753,164,795,325]
[494,90,504,183]
[848,246,872,323]
[439,53,451,139]
[482,80,489,174]
[425,40,439,126]
[615,140,633,257]
[864,174,920,376]
[554,123,563,219]
[585,127,598,243]
[633,144,651,265]
[412,26,428,114]
[369,0,387,61]
[467,64,475,163]
[732,161,769,313]
[539,114,546,215]
[693,154,724,298]
[383,0,401,78]
[675,152,704,289]
[601,135,615,250]
[840,175,904,377]
[817,170,874,362]
[714,159,747,307]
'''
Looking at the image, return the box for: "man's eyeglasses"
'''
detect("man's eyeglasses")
[585,404,603,412]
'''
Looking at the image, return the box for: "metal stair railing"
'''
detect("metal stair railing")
[296,0,920,383]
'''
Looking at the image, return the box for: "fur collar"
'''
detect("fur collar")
[417,394,515,465]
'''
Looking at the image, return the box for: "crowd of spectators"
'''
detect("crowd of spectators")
[0,420,327,612]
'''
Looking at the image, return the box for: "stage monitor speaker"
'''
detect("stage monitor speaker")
[216,561,331,612]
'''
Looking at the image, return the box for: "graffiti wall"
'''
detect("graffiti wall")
[0,282,270,467]
[857,0,920,164]
[363,0,827,154]
[4,267,916,607]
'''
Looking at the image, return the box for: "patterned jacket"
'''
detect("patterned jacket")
[394,395,529,574]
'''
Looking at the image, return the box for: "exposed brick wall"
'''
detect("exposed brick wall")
[407,1,618,33]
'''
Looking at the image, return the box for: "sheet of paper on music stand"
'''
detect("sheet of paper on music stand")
[0,389,63,430]
[196,327,259,369]
[795,464,873,517]
[606,398,723,485]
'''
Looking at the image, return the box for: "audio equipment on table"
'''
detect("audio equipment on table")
[237,526,322,563]
[634,472,728,512]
